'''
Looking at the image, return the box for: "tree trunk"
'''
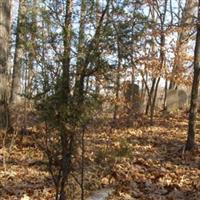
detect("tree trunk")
[0,0,11,128]
[150,77,160,124]
[95,0,100,95]
[169,0,196,89]
[163,79,168,110]
[74,0,86,99]
[185,0,200,151]
[27,0,37,101]
[57,1,73,199]
[149,0,167,123]
[61,0,72,102]
[10,0,26,103]
[113,39,121,122]
[145,78,156,115]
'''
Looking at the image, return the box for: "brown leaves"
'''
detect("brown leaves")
[86,113,200,199]
[1,113,200,199]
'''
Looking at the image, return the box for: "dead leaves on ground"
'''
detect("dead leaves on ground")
[1,113,200,199]
[86,113,200,200]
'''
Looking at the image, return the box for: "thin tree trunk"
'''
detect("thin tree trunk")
[57,1,73,199]
[27,0,37,102]
[163,79,168,110]
[150,77,160,124]
[113,41,121,121]
[185,0,200,151]
[95,0,100,95]
[81,126,85,200]
[169,0,196,89]
[145,78,156,115]
[61,0,72,102]
[145,6,156,116]
[149,0,167,123]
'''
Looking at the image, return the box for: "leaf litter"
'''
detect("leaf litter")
[0,112,200,199]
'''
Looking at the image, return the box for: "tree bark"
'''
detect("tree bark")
[150,77,160,124]
[113,57,121,121]
[163,79,168,110]
[113,27,121,122]
[10,0,26,103]
[185,0,200,151]
[27,0,37,101]
[61,0,72,102]
[56,2,73,200]
[0,0,11,128]
[145,78,156,115]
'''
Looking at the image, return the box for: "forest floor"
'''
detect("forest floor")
[1,111,200,200]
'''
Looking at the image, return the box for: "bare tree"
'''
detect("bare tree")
[185,0,200,151]
[169,0,196,89]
